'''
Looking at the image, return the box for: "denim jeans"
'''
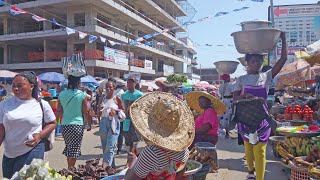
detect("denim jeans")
[2,141,44,178]
[99,117,120,166]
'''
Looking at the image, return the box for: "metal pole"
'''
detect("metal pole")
[126,23,131,73]
[270,0,278,66]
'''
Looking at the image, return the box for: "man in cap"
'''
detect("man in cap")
[121,76,143,160]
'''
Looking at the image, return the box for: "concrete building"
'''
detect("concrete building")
[0,0,198,80]
[192,67,219,84]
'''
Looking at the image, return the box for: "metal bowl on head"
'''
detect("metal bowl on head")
[214,61,239,75]
[231,28,281,54]
[240,20,272,31]
[237,57,247,66]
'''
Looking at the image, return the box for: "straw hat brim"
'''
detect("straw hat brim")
[130,92,195,152]
[186,91,226,115]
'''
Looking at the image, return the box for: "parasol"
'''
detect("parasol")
[38,72,65,83]
[0,70,17,81]
[81,75,98,85]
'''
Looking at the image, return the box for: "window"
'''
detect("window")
[74,12,85,27]
[176,50,183,55]
[97,13,111,30]
[158,61,164,72]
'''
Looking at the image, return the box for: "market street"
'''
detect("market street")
[0,125,289,179]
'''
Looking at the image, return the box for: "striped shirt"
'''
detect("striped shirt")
[133,145,189,178]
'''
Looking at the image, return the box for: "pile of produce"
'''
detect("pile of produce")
[277,137,320,170]
[58,158,111,180]
[283,105,314,121]
[186,161,201,171]
[189,147,217,172]
[309,165,320,179]
[5,159,71,180]
[277,137,320,157]
[277,125,320,134]
[167,74,187,84]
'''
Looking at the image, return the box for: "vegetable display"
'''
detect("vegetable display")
[167,74,187,84]
[189,147,217,172]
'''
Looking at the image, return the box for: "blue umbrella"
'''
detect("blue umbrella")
[38,72,65,83]
[81,75,98,84]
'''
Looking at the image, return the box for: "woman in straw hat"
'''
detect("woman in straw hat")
[124,92,194,180]
[186,91,226,148]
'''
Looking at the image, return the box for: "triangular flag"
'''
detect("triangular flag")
[0,0,8,5]
[66,27,76,35]
[143,32,161,39]
[32,15,46,22]
[214,12,229,17]
[51,18,62,26]
[79,31,87,40]
[136,37,144,42]
[130,40,140,46]
[145,41,154,46]
[156,42,165,46]
[89,35,97,43]
[9,6,27,16]
[108,40,117,46]
[162,28,170,33]
[100,36,106,43]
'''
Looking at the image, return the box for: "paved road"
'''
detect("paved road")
[0,126,290,179]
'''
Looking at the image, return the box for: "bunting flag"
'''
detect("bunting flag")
[214,12,229,17]
[251,0,264,2]
[66,27,76,35]
[143,32,161,40]
[79,31,87,40]
[198,17,212,22]
[130,41,140,46]
[89,35,97,43]
[156,42,165,46]
[145,41,154,46]
[51,18,62,27]
[9,6,27,16]
[169,43,176,47]
[136,37,144,42]
[162,28,171,33]
[100,36,106,43]
[108,40,117,46]
[32,15,47,22]
[0,0,8,5]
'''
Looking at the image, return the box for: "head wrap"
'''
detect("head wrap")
[220,74,230,81]
[14,71,39,100]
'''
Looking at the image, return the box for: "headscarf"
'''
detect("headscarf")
[14,71,39,100]
[220,74,230,81]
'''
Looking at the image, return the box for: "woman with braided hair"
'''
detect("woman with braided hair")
[0,71,56,178]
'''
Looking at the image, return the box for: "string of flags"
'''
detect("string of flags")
[0,0,264,50]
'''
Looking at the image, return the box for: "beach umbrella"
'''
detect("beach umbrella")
[38,72,65,83]
[0,70,17,81]
[81,75,98,85]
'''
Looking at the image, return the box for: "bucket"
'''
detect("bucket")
[241,20,272,31]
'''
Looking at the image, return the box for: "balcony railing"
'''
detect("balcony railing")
[26,50,147,68]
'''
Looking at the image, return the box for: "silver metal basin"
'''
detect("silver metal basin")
[241,20,272,31]
[231,28,281,54]
[214,61,239,74]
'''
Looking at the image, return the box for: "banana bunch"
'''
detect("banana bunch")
[276,144,294,160]
[309,165,320,179]
[283,137,317,157]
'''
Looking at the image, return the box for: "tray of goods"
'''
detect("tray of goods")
[284,105,315,122]
[58,158,115,179]
[189,142,218,173]
[277,125,320,137]
[184,160,203,176]
[277,138,320,170]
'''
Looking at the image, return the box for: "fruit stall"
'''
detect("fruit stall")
[271,102,320,180]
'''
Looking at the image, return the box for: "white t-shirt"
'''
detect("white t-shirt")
[233,70,273,93]
[218,82,234,97]
[0,97,56,158]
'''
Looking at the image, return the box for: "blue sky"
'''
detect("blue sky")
[186,0,319,77]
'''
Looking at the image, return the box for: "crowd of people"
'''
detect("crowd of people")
[0,31,312,180]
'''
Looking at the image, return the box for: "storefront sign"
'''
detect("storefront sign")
[144,60,153,69]
[104,46,128,65]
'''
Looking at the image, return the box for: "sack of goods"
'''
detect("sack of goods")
[62,52,87,78]
[231,20,281,54]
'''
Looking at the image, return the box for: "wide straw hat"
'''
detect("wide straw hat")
[186,91,226,115]
[130,92,195,151]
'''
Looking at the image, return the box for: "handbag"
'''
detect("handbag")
[231,97,277,133]
[62,52,87,78]
[40,100,54,152]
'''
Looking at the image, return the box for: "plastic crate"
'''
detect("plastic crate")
[290,169,309,180]
[195,142,218,171]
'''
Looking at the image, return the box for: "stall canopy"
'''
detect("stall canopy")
[0,70,17,82]
[38,72,65,84]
